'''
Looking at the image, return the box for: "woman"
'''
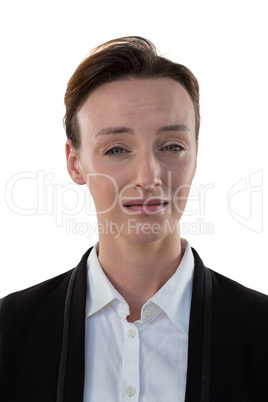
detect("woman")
[1,36,268,402]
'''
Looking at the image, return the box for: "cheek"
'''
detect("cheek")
[170,156,196,212]
[88,176,119,213]
[171,154,196,187]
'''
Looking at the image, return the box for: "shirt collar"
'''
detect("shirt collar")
[86,239,194,335]
[85,244,121,318]
[149,239,194,335]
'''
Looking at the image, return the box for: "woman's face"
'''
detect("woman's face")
[67,77,198,244]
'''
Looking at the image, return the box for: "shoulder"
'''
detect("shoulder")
[192,246,268,327]
[210,266,268,343]
[0,246,92,328]
[210,268,268,307]
[0,269,74,328]
[192,246,268,305]
[1,246,92,303]
[206,261,268,395]
[2,268,73,301]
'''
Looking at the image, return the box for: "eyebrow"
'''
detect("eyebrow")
[95,124,190,137]
[95,127,135,137]
[157,124,191,134]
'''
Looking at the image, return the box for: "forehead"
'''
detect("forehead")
[77,77,195,135]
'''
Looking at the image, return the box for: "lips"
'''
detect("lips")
[122,199,168,215]
[123,199,168,207]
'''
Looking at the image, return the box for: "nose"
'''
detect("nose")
[134,152,162,190]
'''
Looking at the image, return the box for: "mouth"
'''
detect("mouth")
[123,198,168,206]
[123,199,168,214]
[123,202,168,207]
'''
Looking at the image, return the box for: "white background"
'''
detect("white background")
[1,0,267,297]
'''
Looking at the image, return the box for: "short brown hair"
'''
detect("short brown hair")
[64,36,200,149]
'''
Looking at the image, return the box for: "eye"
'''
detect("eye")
[161,144,183,152]
[105,147,126,156]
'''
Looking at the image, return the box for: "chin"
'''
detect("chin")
[120,218,178,245]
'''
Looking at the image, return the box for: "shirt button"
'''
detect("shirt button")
[127,328,136,338]
[144,305,153,317]
[125,386,136,397]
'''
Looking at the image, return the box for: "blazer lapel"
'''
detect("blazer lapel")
[185,248,206,401]
[64,248,92,402]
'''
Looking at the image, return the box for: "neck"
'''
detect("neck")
[97,234,183,322]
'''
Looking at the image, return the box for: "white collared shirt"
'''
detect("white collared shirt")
[83,240,194,402]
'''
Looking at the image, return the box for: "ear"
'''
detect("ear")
[66,139,86,185]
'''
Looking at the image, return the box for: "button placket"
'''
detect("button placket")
[127,327,136,338]
[121,322,140,400]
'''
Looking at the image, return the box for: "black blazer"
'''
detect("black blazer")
[0,247,268,401]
